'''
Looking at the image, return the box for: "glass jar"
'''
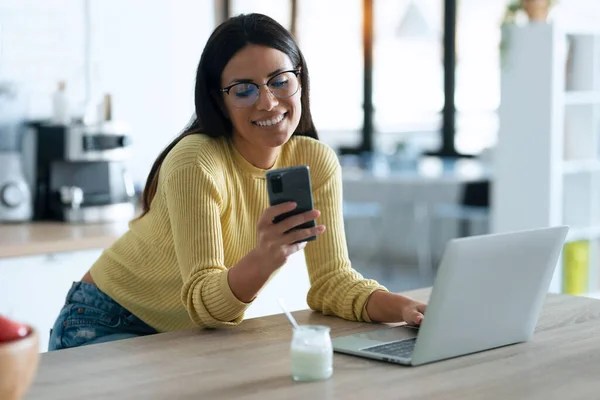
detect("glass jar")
[290,325,333,382]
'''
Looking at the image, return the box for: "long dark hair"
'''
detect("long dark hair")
[138,13,318,217]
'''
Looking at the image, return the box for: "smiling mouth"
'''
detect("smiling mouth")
[252,113,287,127]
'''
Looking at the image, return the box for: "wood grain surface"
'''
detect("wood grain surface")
[25,289,600,400]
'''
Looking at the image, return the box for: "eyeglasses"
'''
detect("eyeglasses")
[220,69,301,108]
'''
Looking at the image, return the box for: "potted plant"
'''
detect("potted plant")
[521,0,557,22]
[500,0,560,66]
[502,0,559,25]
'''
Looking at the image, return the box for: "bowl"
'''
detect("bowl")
[0,327,40,400]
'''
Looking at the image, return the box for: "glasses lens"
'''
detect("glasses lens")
[229,83,259,108]
[268,71,299,99]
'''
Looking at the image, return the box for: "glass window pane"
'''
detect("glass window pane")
[373,0,506,154]
[373,0,443,134]
[231,0,291,29]
[298,0,363,133]
[229,0,363,138]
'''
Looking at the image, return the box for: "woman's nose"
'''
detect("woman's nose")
[256,85,279,111]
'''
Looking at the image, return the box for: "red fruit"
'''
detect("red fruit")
[0,314,31,343]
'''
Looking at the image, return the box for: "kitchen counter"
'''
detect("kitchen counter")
[0,221,129,259]
[26,288,600,400]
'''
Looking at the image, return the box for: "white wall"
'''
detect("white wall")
[0,0,86,119]
[0,0,213,184]
[89,0,213,183]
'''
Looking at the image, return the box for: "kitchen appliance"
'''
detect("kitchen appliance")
[0,152,33,222]
[0,83,33,222]
[24,121,136,223]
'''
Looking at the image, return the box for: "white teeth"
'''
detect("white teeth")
[254,114,285,127]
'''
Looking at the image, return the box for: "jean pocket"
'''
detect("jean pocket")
[60,304,123,349]
[64,304,122,328]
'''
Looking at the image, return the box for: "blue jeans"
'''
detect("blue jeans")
[48,281,157,351]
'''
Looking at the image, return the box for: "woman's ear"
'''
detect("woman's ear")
[297,66,303,90]
[297,65,302,79]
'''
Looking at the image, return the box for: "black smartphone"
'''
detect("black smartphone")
[266,165,317,242]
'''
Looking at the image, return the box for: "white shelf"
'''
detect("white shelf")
[563,104,597,161]
[495,23,600,297]
[564,91,600,105]
[562,159,600,174]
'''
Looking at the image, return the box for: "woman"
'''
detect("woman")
[48,13,426,351]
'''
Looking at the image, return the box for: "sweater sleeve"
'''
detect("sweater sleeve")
[164,164,251,328]
[304,162,388,322]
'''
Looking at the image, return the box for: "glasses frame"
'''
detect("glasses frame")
[220,69,301,108]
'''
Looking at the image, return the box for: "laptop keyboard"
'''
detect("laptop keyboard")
[362,338,417,359]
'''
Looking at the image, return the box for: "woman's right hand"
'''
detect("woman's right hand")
[253,202,326,273]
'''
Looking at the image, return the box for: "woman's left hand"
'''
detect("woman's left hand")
[365,290,427,325]
[400,299,427,325]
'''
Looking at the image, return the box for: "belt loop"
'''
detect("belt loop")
[65,281,80,303]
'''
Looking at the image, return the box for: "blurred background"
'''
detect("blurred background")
[2,0,600,351]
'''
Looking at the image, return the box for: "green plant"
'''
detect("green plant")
[502,0,523,25]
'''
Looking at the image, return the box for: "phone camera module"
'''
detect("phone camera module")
[271,175,283,194]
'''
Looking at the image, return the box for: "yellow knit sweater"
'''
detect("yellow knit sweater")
[90,134,387,332]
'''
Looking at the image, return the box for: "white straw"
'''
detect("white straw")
[278,298,299,330]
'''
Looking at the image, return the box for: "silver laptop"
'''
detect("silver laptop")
[332,226,569,366]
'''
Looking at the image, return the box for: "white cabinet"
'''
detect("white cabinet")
[0,250,103,352]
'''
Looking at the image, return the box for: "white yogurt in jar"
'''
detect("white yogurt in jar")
[290,325,333,381]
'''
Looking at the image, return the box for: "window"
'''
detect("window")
[373,0,443,134]
[373,0,507,154]
[231,0,291,28]
[297,0,364,133]
[231,0,364,137]
[230,1,528,154]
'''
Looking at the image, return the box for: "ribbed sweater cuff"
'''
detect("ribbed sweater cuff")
[204,271,252,323]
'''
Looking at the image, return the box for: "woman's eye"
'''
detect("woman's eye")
[233,84,255,98]
[235,90,253,98]
[270,80,289,88]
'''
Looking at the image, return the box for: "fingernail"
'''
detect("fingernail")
[300,242,307,249]
[318,225,326,232]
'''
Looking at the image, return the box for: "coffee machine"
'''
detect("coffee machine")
[24,121,136,223]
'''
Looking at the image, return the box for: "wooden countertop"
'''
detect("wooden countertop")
[0,221,129,259]
[26,289,600,400]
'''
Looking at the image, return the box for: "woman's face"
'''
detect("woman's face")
[220,44,302,150]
